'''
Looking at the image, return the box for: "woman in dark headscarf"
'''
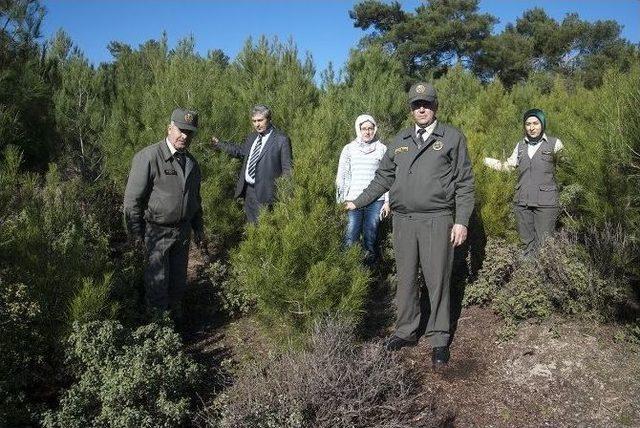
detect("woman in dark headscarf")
[484,108,564,256]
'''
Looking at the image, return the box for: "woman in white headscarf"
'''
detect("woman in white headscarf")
[336,114,390,266]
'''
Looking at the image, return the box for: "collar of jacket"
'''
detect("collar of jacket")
[255,126,276,139]
[159,139,189,162]
[524,133,548,145]
[401,121,445,141]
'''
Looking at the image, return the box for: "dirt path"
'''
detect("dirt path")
[403,306,640,427]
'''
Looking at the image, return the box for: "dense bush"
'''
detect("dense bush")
[0,280,45,426]
[203,260,254,319]
[206,317,441,428]
[42,320,200,428]
[0,0,57,170]
[492,260,553,323]
[463,238,520,306]
[0,153,115,337]
[466,233,629,328]
[232,193,371,341]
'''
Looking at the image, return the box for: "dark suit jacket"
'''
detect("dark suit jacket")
[217,127,292,204]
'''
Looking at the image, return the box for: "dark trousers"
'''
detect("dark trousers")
[243,183,261,224]
[392,213,454,347]
[144,223,190,314]
[513,204,559,256]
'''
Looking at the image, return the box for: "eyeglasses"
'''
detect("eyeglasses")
[360,127,375,132]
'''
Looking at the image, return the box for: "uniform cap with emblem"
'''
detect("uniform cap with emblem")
[408,82,438,104]
[171,108,198,131]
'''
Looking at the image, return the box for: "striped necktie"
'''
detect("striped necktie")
[247,134,263,180]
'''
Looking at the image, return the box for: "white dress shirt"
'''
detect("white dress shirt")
[244,129,272,184]
[166,138,177,155]
[415,120,438,142]
[484,134,564,170]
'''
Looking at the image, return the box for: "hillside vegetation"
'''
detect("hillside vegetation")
[1,0,639,426]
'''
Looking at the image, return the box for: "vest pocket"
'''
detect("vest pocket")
[538,185,558,206]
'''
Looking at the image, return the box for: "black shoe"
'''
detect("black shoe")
[431,346,450,366]
[384,335,417,351]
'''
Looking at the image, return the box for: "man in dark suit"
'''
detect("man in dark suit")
[211,105,293,223]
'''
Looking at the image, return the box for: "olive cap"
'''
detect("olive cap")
[171,108,198,131]
[408,82,437,104]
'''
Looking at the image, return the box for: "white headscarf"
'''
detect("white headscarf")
[354,114,378,154]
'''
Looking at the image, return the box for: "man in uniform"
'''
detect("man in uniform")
[346,83,475,366]
[210,104,292,223]
[123,108,205,319]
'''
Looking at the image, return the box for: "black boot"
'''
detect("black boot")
[384,335,417,351]
[431,346,450,366]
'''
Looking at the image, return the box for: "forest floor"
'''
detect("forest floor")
[182,248,640,428]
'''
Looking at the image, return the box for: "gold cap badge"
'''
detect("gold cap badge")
[415,84,426,94]
[184,113,194,124]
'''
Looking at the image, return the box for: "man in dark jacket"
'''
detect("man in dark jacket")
[211,104,292,223]
[123,108,205,318]
[346,82,475,366]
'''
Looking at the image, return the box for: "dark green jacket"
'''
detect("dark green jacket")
[353,122,475,226]
[123,140,203,238]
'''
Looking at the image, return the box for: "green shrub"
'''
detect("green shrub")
[580,222,637,281]
[614,321,640,346]
[464,238,520,306]
[232,196,370,342]
[471,232,629,327]
[42,320,200,428]
[0,162,114,339]
[204,260,254,318]
[68,273,118,324]
[536,233,626,319]
[554,66,640,278]
[0,280,45,426]
[493,260,552,322]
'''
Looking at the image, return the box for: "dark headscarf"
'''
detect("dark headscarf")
[523,108,546,143]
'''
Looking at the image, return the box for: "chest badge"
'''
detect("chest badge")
[164,169,178,175]
[394,146,409,154]
[433,141,444,151]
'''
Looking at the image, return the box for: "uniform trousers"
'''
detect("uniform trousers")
[513,204,559,257]
[144,222,191,313]
[392,212,454,347]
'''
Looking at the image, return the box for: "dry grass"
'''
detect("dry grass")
[202,316,443,428]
